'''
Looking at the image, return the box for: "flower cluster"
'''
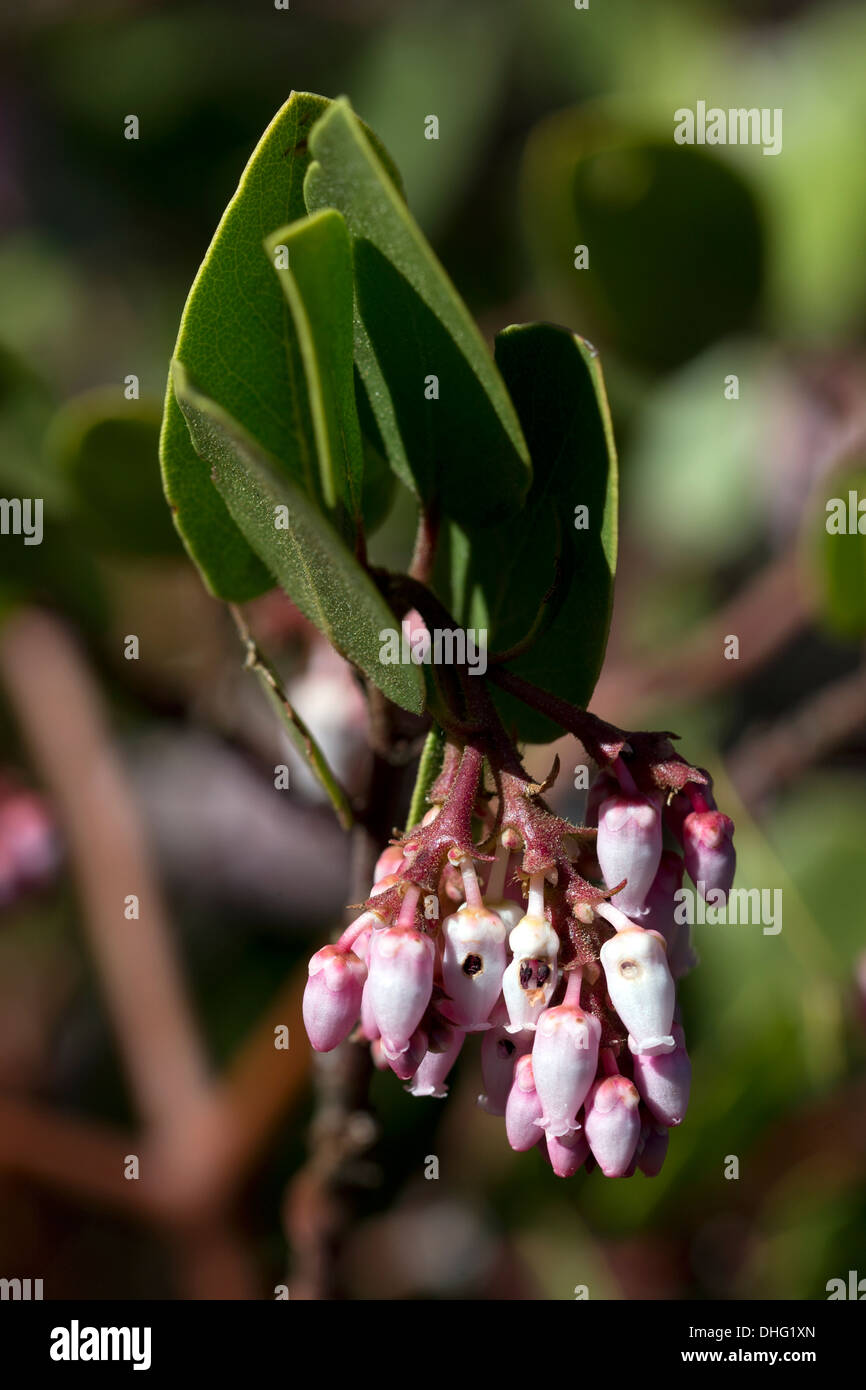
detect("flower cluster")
[303,726,735,1179]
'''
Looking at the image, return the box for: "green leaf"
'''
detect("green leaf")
[808,462,866,639]
[160,91,404,601]
[355,368,397,536]
[521,110,764,371]
[304,98,532,526]
[46,389,181,556]
[264,210,364,533]
[172,362,425,715]
[447,323,618,744]
[405,723,444,833]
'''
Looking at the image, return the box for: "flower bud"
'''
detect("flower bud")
[642,851,682,948]
[642,851,697,980]
[505,1054,543,1151]
[596,793,662,916]
[407,1026,465,1098]
[632,1023,691,1125]
[484,899,525,934]
[478,1024,532,1115]
[441,905,507,1031]
[665,773,716,841]
[636,1120,669,1176]
[388,1025,428,1080]
[583,1075,641,1177]
[532,1001,601,1138]
[373,844,406,884]
[367,925,435,1058]
[546,1127,590,1178]
[502,913,560,1032]
[600,926,675,1055]
[359,974,379,1041]
[302,945,366,1052]
[585,767,619,827]
[682,810,736,899]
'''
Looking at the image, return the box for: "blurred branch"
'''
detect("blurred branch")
[728,655,866,805]
[0,609,209,1135]
[596,547,812,720]
[0,607,316,1298]
[0,1095,147,1216]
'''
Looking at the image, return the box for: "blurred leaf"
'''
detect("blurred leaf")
[768,771,866,973]
[161,91,404,601]
[351,1,511,234]
[46,389,181,557]
[0,239,83,369]
[0,347,106,630]
[172,362,425,715]
[304,99,532,525]
[0,344,68,514]
[627,339,772,566]
[445,324,617,743]
[265,210,363,534]
[807,463,866,641]
[0,519,107,635]
[521,108,764,371]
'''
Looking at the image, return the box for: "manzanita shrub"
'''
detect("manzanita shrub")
[160,92,736,1180]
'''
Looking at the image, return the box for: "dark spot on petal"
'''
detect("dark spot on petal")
[462,953,483,977]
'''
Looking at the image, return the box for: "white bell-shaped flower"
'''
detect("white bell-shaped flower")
[600,926,675,1056]
[502,911,560,1033]
[441,904,507,1031]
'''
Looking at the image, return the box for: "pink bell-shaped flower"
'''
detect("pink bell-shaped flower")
[407,1025,465,1098]
[599,924,675,1056]
[531,973,601,1138]
[478,1022,532,1115]
[632,1023,691,1125]
[546,1126,590,1178]
[359,973,379,1041]
[682,809,736,899]
[367,922,435,1059]
[642,851,697,981]
[303,945,366,1052]
[596,791,662,916]
[441,904,507,1031]
[637,1120,669,1176]
[387,1025,429,1080]
[505,1054,544,1151]
[373,843,407,884]
[583,1073,641,1177]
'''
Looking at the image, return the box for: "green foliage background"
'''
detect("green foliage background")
[0,0,864,1301]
